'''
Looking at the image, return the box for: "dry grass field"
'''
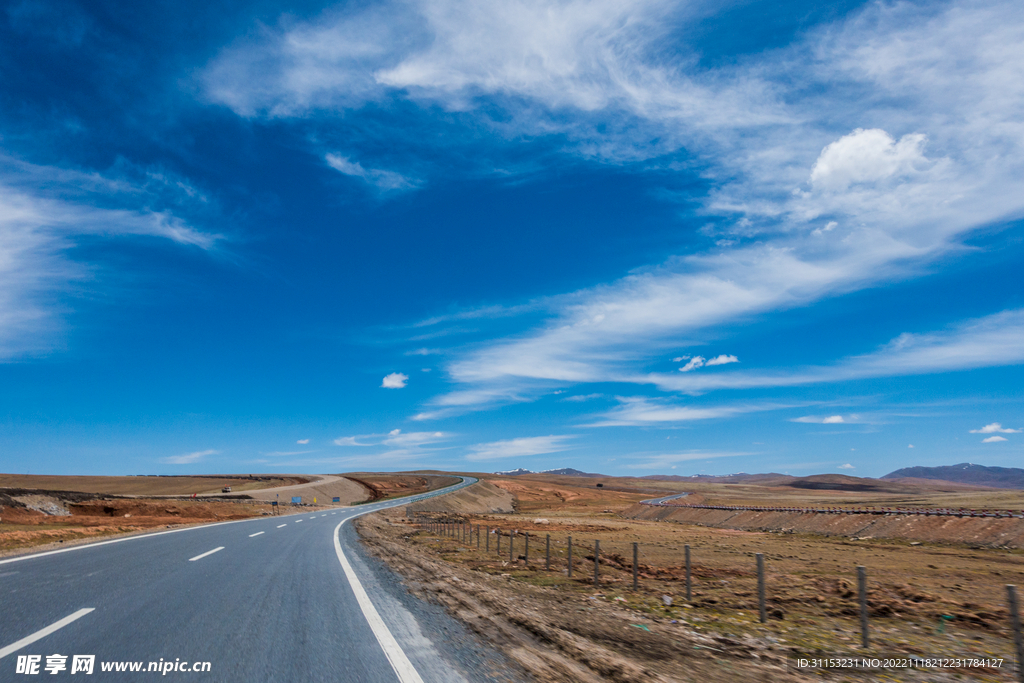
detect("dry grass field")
[0,473,302,496]
[367,473,1024,682]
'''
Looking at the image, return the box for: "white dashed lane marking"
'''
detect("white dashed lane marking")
[0,609,95,660]
[188,547,224,562]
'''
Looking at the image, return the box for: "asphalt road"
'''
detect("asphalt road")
[0,477,501,682]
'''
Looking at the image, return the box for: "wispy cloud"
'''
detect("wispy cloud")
[584,396,799,427]
[626,450,750,470]
[561,393,603,402]
[466,435,574,461]
[648,309,1024,394]
[0,158,220,360]
[982,436,1008,443]
[792,415,847,424]
[296,439,310,444]
[163,449,218,465]
[325,154,418,192]
[333,428,449,448]
[203,0,1024,423]
[838,463,855,469]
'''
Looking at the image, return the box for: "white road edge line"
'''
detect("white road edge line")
[334,520,424,683]
[249,532,264,537]
[0,509,315,566]
[277,524,287,528]
[0,608,95,660]
[296,519,303,523]
[188,547,224,562]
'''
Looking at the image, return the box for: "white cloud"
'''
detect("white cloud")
[810,129,928,192]
[671,356,689,363]
[333,429,448,448]
[627,450,749,470]
[562,393,603,402]
[325,154,417,192]
[466,435,574,461]
[203,0,1024,418]
[334,436,371,446]
[163,449,218,465]
[296,438,310,444]
[679,356,705,372]
[982,435,1008,443]
[383,429,448,447]
[705,354,739,367]
[908,444,914,448]
[585,396,797,427]
[792,415,845,424]
[970,422,1021,434]
[838,463,854,469]
[648,309,1024,394]
[0,160,220,360]
[381,372,409,388]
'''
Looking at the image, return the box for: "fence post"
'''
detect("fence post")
[632,542,639,591]
[525,532,529,564]
[486,526,490,552]
[477,525,481,549]
[546,534,551,570]
[509,531,515,562]
[756,553,766,624]
[1008,585,1024,683]
[685,544,692,602]
[497,529,501,554]
[858,566,869,648]
[593,540,600,586]
[568,536,573,578]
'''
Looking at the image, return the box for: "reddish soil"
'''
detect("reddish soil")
[0,498,273,554]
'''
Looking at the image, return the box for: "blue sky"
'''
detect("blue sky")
[1,0,1022,478]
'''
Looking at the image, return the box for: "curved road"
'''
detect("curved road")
[0,477,485,682]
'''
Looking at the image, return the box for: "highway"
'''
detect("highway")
[0,477,498,682]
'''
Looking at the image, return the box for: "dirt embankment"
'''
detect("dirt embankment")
[344,473,461,502]
[0,496,272,555]
[0,474,303,496]
[356,509,811,683]
[405,480,516,516]
[623,504,1024,548]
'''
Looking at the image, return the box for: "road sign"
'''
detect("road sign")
[332,497,340,503]
[291,496,301,505]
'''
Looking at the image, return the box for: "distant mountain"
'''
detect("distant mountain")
[882,463,1024,489]
[491,467,607,477]
[540,468,605,477]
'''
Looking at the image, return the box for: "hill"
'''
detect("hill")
[882,463,1024,489]
[492,468,606,477]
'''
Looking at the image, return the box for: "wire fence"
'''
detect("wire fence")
[416,518,1024,680]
